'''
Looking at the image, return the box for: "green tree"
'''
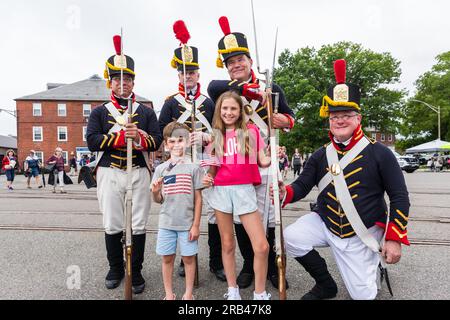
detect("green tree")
[274,41,405,154]
[399,51,450,144]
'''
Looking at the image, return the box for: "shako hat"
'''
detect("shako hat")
[171,20,199,72]
[104,35,135,88]
[320,59,361,118]
[216,16,251,68]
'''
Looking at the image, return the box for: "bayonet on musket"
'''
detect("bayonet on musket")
[251,0,286,300]
[116,29,133,300]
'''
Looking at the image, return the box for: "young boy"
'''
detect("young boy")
[151,121,204,300]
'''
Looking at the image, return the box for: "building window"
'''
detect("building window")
[83,104,91,117]
[58,104,67,117]
[33,103,42,116]
[35,151,44,162]
[33,126,43,141]
[388,134,393,142]
[62,151,68,165]
[371,132,377,140]
[58,126,68,141]
[82,126,87,142]
[381,134,385,142]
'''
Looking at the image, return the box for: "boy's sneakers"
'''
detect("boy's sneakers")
[224,286,241,300]
[253,290,271,300]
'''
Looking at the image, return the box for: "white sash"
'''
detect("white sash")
[325,137,381,254]
[242,80,269,139]
[95,102,151,172]
[318,138,370,194]
[174,94,212,133]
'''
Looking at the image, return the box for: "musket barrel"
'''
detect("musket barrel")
[123,68,133,301]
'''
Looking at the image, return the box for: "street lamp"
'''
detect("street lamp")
[0,108,17,118]
[410,99,441,140]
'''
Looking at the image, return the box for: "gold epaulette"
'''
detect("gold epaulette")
[366,135,377,144]
[165,93,178,102]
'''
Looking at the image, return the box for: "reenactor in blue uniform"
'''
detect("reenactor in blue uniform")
[86,35,162,294]
[277,59,410,300]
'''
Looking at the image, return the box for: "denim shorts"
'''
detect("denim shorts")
[30,167,40,177]
[5,170,14,182]
[156,228,198,257]
[208,184,258,216]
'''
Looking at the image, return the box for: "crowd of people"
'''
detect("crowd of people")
[0,148,96,193]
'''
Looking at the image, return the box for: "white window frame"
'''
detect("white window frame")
[33,126,43,141]
[83,126,87,142]
[33,103,42,117]
[35,151,44,163]
[62,151,68,165]
[388,134,393,142]
[83,104,91,117]
[381,133,385,142]
[57,103,67,117]
[371,132,377,140]
[57,126,68,142]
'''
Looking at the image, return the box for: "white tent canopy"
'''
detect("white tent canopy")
[405,139,450,153]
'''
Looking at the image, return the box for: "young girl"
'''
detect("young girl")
[151,122,203,300]
[2,149,17,191]
[203,91,271,300]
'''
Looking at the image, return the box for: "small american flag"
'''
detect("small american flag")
[199,158,221,168]
[163,174,192,195]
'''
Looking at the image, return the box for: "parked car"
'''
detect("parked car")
[399,155,419,173]
[412,153,428,165]
[392,150,419,173]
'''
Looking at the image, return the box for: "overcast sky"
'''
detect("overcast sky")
[0,0,448,136]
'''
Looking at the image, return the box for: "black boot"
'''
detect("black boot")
[235,223,254,288]
[131,234,146,294]
[295,250,337,300]
[267,227,289,290]
[208,223,226,282]
[105,232,124,289]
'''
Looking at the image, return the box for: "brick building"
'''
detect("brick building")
[365,126,396,150]
[15,75,153,168]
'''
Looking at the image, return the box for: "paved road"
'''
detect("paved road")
[0,171,449,300]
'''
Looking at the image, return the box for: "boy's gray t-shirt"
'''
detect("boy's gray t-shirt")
[152,159,204,231]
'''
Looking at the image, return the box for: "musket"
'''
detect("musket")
[116,29,133,300]
[251,0,287,300]
[174,20,199,288]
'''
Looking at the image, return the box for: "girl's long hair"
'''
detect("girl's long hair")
[211,91,252,158]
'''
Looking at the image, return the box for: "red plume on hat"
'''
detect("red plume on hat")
[173,20,190,45]
[113,35,122,55]
[219,16,231,35]
[334,59,346,84]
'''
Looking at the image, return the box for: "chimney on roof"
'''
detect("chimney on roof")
[47,83,66,90]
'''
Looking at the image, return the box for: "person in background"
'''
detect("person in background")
[69,152,77,176]
[24,150,43,189]
[2,149,17,191]
[292,148,303,177]
[46,147,70,194]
